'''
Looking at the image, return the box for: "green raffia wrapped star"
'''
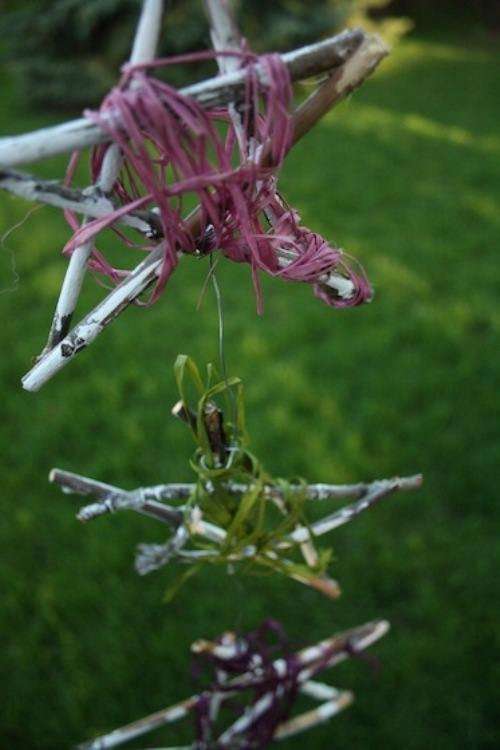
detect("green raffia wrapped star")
[49,355,422,601]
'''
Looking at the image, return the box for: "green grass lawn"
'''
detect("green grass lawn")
[1,31,499,750]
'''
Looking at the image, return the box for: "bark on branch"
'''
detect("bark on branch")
[0,29,368,168]
[41,0,164,352]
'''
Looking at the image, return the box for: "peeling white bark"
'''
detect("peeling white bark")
[42,0,165,352]
[0,30,365,167]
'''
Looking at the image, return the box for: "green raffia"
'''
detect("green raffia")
[164,355,332,600]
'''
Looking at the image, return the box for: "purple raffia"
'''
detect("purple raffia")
[63,48,372,311]
[192,619,350,749]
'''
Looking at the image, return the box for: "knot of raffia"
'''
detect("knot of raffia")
[193,620,301,748]
[62,48,372,311]
[192,618,360,748]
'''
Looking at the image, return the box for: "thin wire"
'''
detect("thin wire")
[196,254,220,311]
[209,254,238,445]
[0,204,43,295]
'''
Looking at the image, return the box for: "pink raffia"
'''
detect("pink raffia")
[63,48,372,311]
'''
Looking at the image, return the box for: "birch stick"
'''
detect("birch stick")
[77,695,200,750]
[193,620,389,685]
[49,468,183,526]
[285,474,423,546]
[0,169,156,234]
[299,679,342,701]
[42,0,164,352]
[295,619,390,681]
[135,528,189,575]
[50,466,422,505]
[203,0,247,149]
[292,33,389,143]
[216,690,277,746]
[0,169,355,301]
[56,478,196,504]
[42,148,124,353]
[0,29,365,168]
[274,692,354,740]
[50,468,421,544]
[22,243,166,392]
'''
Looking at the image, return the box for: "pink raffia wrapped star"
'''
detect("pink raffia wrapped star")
[63,48,372,312]
[0,2,388,391]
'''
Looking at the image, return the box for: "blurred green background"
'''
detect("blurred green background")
[1,1,499,748]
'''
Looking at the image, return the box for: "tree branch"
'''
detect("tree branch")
[42,0,165,352]
[0,29,365,168]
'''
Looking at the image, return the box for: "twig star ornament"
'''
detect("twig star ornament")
[50,355,422,601]
[78,618,389,750]
[0,0,388,391]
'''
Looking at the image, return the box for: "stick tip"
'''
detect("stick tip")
[21,369,40,392]
[373,32,391,56]
[377,618,391,636]
[312,576,342,599]
[400,473,424,490]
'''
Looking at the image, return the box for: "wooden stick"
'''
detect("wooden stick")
[42,0,164,352]
[0,29,365,168]
[128,0,164,66]
[294,619,390,684]
[49,469,183,526]
[284,474,423,545]
[216,690,276,745]
[292,34,389,144]
[50,467,422,508]
[50,468,422,543]
[77,695,200,750]
[0,168,354,300]
[274,691,354,740]
[22,243,166,392]
[0,169,156,235]
[18,234,355,392]
[41,148,124,353]
[203,0,248,149]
